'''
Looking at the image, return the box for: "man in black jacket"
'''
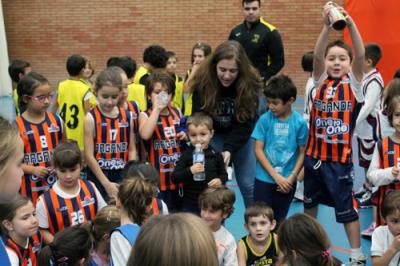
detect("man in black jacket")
[229,0,284,82]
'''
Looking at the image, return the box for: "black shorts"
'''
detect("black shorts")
[303,156,358,223]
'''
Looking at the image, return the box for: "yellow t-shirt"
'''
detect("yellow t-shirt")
[127,82,147,111]
[57,79,91,150]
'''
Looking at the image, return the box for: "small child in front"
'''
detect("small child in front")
[237,202,278,266]
[199,186,237,266]
[371,190,400,266]
[252,74,308,224]
[172,112,228,214]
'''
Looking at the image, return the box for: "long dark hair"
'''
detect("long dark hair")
[190,40,261,123]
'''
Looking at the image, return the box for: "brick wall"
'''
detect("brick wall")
[2,0,344,95]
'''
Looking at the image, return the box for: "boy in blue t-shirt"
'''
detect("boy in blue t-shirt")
[252,75,308,224]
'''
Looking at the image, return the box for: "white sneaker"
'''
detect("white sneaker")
[349,253,367,266]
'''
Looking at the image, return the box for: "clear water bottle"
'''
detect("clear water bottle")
[193,144,206,181]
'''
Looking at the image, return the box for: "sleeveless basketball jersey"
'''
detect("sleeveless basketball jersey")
[133,66,149,85]
[183,69,193,116]
[240,233,278,266]
[375,137,400,226]
[150,197,164,216]
[57,79,91,150]
[80,78,97,109]
[144,107,182,191]
[16,112,63,205]
[172,74,184,112]
[306,75,362,163]
[89,106,131,170]
[4,231,42,266]
[355,69,384,141]
[109,224,140,266]
[127,101,140,152]
[127,82,147,111]
[40,179,98,235]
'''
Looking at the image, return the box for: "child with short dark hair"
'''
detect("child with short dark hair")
[354,43,384,211]
[278,213,343,266]
[139,71,186,211]
[172,113,228,214]
[371,190,400,265]
[133,45,168,86]
[237,202,278,266]
[55,54,92,150]
[252,74,308,224]
[199,186,237,266]
[8,59,32,114]
[36,140,107,244]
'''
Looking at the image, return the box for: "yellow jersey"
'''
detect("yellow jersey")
[127,82,147,111]
[57,79,91,150]
[172,74,184,112]
[133,66,149,85]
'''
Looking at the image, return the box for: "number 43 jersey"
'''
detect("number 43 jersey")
[57,79,91,150]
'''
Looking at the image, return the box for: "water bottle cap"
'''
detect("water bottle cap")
[195,143,202,148]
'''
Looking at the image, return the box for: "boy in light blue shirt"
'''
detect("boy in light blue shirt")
[252,75,308,224]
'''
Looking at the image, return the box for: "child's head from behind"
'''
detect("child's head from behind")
[324,40,353,79]
[17,72,52,113]
[38,226,93,266]
[53,140,82,189]
[122,160,161,188]
[278,213,336,266]
[382,190,400,237]
[187,113,214,149]
[145,71,175,106]
[107,56,137,80]
[244,202,276,242]
[91,205,120,249]
[117,177,156,225]
[66,54,86,77]
[264,75,296,118]
[94,67,123,112]
[199,186,235,231]
[143,45,168,70]
[8,59,32,83]
[128,213,218,266]
[364,43,382,70]
[301,51,313,73]
[192,42,212,64]
[0,117,24,203]
[0,195,37,237]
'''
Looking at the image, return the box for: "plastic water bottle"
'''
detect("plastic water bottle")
[193,144,206,181]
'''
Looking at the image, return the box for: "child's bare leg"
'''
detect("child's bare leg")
[304,206,318,218]
[344,219,361,248]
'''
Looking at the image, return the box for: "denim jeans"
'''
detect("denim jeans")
[210,133,255,207]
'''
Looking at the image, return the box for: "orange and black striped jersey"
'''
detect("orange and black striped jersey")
[39,179,98,235]
[89,106,132,170]
[306,75,362,163]
[144,107,182,191]
[4,231,42,266]
[375,137,400,225]
[16,112,63,205]
[127,100,140,150]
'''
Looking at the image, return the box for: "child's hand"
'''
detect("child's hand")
[190,163,205,174]
[33,166,50,178]
[322,3,332,26]
[392,166,399,180]
[152,93,169,111]
[105,182,119,199]
[275,175,293,194]
[176,131,186,140]
[208,178,222,187]
[390,234,400,251]
[222,151,231,167]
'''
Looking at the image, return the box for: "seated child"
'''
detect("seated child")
[237,202,278,266]
[36,140,107,244]
[172,113,228,214]
[371,190,400,266]
[199,186,237,266]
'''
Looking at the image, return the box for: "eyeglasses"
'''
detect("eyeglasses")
[27,94,53,103]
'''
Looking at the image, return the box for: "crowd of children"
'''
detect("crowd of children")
[2,1,400,266]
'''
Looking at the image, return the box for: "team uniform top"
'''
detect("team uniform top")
[3,231,42,266]
[171,74,184,112]
[133,66,149,86]
[88,106,132,170]
[239,233,278,266]
[367,137,400,225]
[16,112,64,206]
[126,100,140,153]
[36,179,106,235]
[127,82,147,111]
[142,106,182,191]
[354,68,384,141]
[303,77,316,124]
[57,79,91,150]
[305,72,364,163]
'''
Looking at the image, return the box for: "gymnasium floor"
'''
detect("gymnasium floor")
[225,97,373,266]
